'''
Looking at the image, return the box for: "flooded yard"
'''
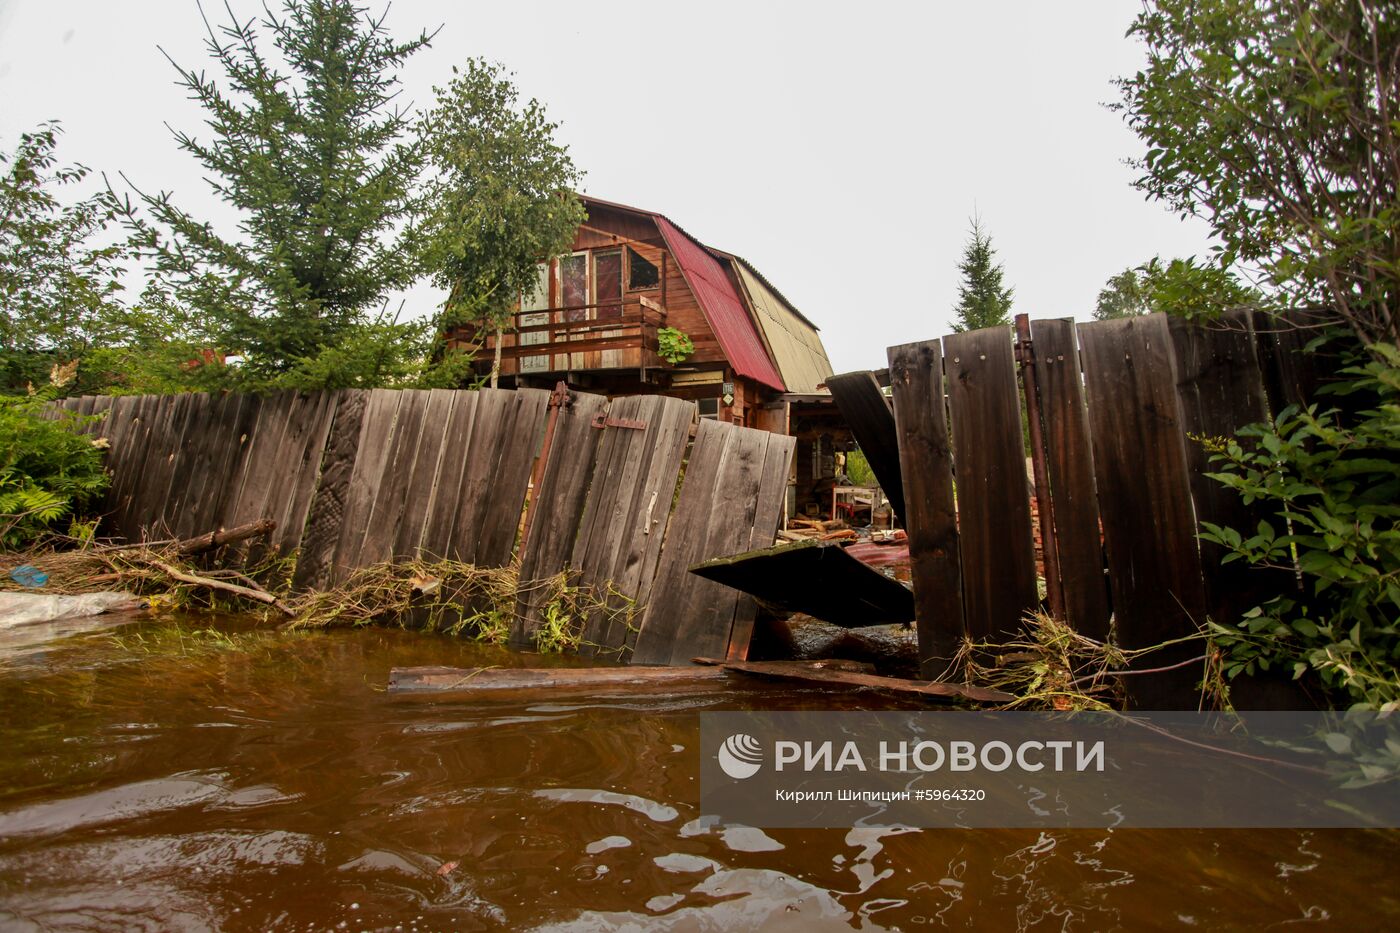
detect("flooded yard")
[1,612,1398,931]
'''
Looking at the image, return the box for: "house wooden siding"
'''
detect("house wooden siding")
[450,195,832,430]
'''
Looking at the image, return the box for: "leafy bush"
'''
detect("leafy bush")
[657,327,694,365]
[0,368,109,549]
[1200,343,1400,709]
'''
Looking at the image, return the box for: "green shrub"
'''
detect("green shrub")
[657,327,694,365]
[0,371,109,549]
[1200,343,1400,709]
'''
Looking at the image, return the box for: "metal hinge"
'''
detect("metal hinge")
[591,413,647,431]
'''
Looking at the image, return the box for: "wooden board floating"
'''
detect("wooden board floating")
[690,658,1014,704]
[389,658,1011,705]
[689,538,914,627]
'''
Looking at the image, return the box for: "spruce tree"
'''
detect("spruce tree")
[115,0,436,385]
[951,217,1014,333]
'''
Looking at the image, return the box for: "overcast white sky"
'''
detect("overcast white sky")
[0,0,1214,372]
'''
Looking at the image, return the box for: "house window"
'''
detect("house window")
[697,398,720,420]
[627,247,659,291]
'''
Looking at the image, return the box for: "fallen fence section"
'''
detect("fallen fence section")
[887,311,1334,708]
[51,386,794,664]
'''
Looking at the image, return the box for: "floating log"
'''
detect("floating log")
[389,658,876,695]
[689,538,914,627]
[692,657,1014,704]
[389,664,728,693]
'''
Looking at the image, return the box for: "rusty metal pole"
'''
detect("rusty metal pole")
[520,381,571,551]
[1015,314,1066,621]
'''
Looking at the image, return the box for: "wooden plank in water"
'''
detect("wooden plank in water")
[389,664,728,693]
[389,657,876,695]
[825,371,905,520]
[943,325,1038,644]
[887,339,964,679]
[1078,314,1208,709]
[1029,318,1110,639]
[691,538,914,627]
[511,389,610,648]
[294,389,369,589]
[692,657,1014,704]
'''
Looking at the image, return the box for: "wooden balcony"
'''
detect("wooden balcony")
[470,296,668,378]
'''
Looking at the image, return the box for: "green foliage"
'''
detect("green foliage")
[1095,256,1264,322]
[1093,266,1153,321]
[1118,0,1400,347]
[656,327,694,365]
[0,123,139,394]
[951,216,1013,333]
[112,0,436,386]
[1199,344,1400,709]
[0,370,109,549]
[844,448,876,488]
[419,58,585,337]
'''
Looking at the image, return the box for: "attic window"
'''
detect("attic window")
[627,247,659,290]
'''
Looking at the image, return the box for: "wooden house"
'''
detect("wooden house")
[451,195,835,428]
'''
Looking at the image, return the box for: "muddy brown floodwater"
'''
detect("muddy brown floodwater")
[1,613,1399,931]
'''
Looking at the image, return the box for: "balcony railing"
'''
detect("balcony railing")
[471,295,668,376]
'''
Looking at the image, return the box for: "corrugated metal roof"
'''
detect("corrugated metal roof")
[726,257,834,395]
[651,215,787,392]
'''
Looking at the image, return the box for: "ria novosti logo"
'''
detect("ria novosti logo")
[717,733,764,779]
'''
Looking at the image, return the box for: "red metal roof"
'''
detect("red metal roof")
[652,216,787,392]
[578,195,786,391]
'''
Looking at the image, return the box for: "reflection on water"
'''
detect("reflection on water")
[1,614,1397,931]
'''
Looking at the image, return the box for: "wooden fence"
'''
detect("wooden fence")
[50,386,794,664]
[877,311,1332,707]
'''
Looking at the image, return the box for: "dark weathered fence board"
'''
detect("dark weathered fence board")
[632,421,793,665]
[1078,315,1208,708]
[130,392,197,540]
[511,390,609,648]
[276,392,341,556]
[328,389,405,584]
[887,339,964,678]
[468,388,550,568]
[825,370,905,520]
[357,389,432,569]
[1030,318,1110,638]
[943,326,1038,643]
[392,388,459,560]
[723,430,795,660]
[95,395,142,533]
[440,389,511,564]
[294,389,368,589]
[417,390,479,561]
[1168,312,1282,626]
[575,396,694,655]
[1251,311,1340,414]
